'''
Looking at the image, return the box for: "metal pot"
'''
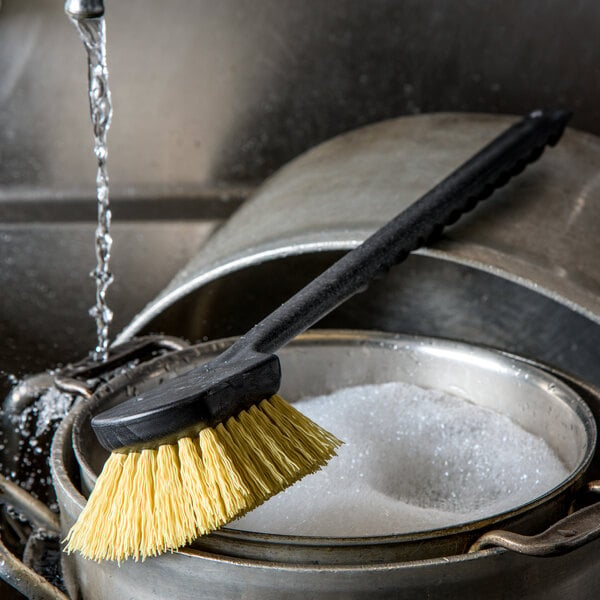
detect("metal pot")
[116,113,600,390]
[47,331,600,599]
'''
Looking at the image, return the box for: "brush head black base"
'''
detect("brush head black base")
[91,351,281,451]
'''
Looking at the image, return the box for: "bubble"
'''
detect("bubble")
[231,382,569,537]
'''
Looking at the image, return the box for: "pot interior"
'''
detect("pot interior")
[70,331,596,562]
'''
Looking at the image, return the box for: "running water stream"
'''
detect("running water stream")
[68,14,114,362]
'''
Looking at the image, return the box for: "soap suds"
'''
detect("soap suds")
[230,382,569,536]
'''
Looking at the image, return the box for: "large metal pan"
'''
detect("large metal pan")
[116,114,600,389]
[49,331,600,599]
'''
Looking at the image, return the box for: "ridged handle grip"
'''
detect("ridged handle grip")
[229,109,571,357]
[91,109,571,449]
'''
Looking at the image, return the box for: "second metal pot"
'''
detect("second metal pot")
[116,113,600,389]
[49,331,600,600]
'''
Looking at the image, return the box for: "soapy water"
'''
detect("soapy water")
[0,385,75,506]
[69,15,114,362]
[19,387,75,438]
[231,382,569,537]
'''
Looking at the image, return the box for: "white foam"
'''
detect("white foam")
[34,387,74,436]
[230,382,569,537]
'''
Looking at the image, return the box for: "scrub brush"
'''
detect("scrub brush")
[65,109,570,562]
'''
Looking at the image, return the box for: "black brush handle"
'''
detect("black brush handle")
[225,109,571,358]
[92,109,571,450]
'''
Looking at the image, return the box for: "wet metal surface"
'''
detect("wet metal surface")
[0,218,222,379]
[2,1,600,201]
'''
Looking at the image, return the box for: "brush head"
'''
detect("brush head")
[91,351,281,451]
[65,394,342,562]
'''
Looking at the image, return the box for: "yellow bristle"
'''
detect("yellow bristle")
[238,407,300,478]
[177,437,219,534]
[243,404,309,471]
[64,394,342,562]
[154,444,197,553]
[198,426,251,518]
[217,418,283,496]
[110,451,140,560]
[260,395,342,468]
[131,449,158,560]
[64,451,126,561]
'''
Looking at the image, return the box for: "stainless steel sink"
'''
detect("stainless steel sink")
[0,199,244,381]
